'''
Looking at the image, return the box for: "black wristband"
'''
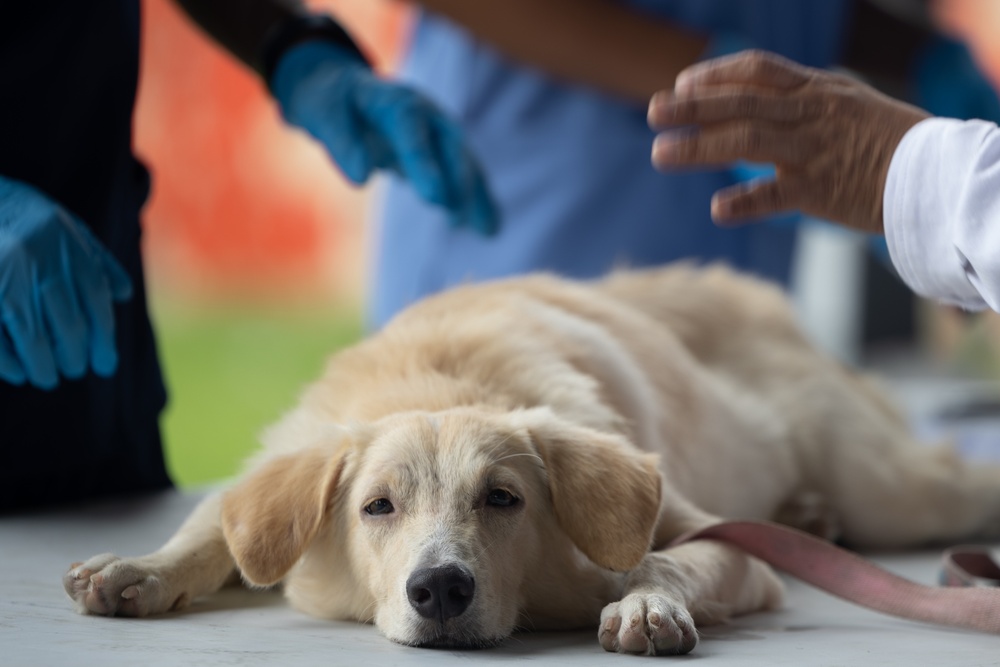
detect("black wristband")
[258,14,368,89]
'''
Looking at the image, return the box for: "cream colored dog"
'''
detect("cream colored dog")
[64,266,1000,655]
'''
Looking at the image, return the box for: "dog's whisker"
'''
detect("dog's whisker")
[492,452,544,465]
[356,602,377,624]
[356,592,390,624]
[469,534,503,565]
[486,432,518,457]
[504,632,527,646]
[515,612,539,633]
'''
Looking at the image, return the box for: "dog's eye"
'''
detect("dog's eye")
[486,489,518,508]
[365,498,394,516]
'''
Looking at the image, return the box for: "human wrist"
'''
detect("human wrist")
[260,14,368,94]
[270,39,370,113]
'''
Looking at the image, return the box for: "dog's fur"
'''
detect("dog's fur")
[64,266,1000,655]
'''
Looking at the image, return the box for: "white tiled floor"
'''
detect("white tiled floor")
[5,358,1000,666]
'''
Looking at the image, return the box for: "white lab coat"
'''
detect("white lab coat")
[884,117,1000,311]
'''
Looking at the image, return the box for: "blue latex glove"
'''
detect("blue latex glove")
[272,41,498,236]
[0,177,132,389]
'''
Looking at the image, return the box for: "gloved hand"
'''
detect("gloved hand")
[648,50,930,233]
[271,41,498,236]
[0,176,132,389]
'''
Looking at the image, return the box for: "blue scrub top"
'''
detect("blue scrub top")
[0,2,171,509]
[371,0,851,327]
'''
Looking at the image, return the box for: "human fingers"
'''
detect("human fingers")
[2,295,58,389]
[0,329,26,385]
[652,121,813,169]
[39,279,88,379]
[450,156,499,237]
[324,103,374,185]
[363,85,451,207]
[648,89,818,130]
[428,112,499,235]
[75,221,133,302]
[97,250,132,302]
[64,223,131,377]
[465,167,500,237]
[675,50,814,96]
[709,179,801,225]
[307,76,374,185]
[74,261,119,378]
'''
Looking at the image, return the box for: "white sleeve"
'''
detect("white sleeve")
[883,117,1000,311]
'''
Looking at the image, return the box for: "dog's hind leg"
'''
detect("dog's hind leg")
[789,369,1000,550]
[773,490,842,541]
[598,540,784,656]
[63,493,237,616]
[818,432,1000,549]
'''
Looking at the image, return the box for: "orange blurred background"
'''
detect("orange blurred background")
[135,0,409,306]
[131,0,1000,486]
[935,0,1000,89]
[134,0,1000,310]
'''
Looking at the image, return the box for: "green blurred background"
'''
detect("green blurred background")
[136,0,403,488]
[153,301,362,487]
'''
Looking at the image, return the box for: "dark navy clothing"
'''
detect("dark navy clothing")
[0,2,171,510]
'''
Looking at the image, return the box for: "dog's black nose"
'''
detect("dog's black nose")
[406,564,475,621]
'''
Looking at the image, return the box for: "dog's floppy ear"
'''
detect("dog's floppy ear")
[221,433,352,587]
[514,408,662,572]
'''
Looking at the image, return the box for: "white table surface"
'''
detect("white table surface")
[3,489,1000,667]
[6,357,1000,666]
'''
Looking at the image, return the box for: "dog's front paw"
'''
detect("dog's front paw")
[63,554,182,617]
[599,592,698,656]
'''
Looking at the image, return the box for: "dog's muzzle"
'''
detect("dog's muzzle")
[399,563,506,648]
[406,563,475,622]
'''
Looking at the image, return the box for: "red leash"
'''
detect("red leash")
[671,520,1000,633]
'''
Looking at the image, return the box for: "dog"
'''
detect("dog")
[63,265,1000,655]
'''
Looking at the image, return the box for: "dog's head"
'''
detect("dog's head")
[220,407,661,648]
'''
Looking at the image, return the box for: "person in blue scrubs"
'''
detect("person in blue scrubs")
[370,0,852,328]
[0,1,495,511]
[371,0,1000,329]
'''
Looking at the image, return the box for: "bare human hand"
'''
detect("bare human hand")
[648,50,930,234]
